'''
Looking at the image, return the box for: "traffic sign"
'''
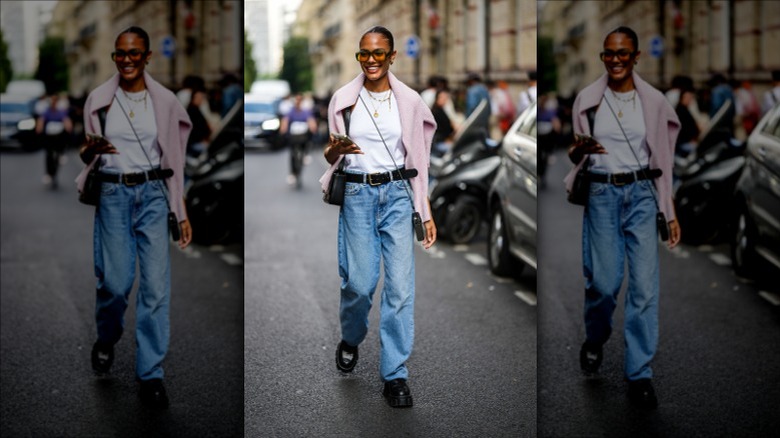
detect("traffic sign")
[161,36,176,59]
[405,35,421,59]
[649,35,664,59]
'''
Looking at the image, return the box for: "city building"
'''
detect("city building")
[0,1,57,76]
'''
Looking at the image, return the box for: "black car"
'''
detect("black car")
[244,94,283,149]
[0,94,37,150]
[486,103,538,277]
[731,103,780,281]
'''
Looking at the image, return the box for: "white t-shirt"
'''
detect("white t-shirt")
[589,89,650,174]
[101,89,161,174]
[344,87,405,174]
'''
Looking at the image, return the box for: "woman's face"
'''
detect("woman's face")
[602,32,640,84]
[114,32,151,83]
[358,33,396,84]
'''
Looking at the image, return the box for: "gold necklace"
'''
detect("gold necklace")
[366,89,391,118]
[609,89,635,118]
[121,89,147,118]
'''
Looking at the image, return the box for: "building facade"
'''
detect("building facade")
[0,1,57,77]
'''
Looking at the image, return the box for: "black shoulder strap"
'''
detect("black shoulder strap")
[586,106,597,135]
[98,107,108,135]
[342,107,351,135]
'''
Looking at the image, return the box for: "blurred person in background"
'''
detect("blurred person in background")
[707,73,735,134]
[668,76,700,159]
[76,26,192,409]
[666,75,707,133]
[420,75,444,109]
[537,92,560,183]
[733,79,760,139]
[36,93,73,189]
[517,70,537,116]
[489,80,516,137]
[565,26,680,410]
[761,70,780,116]
[319,25,436,408]
[280,93,317,186]
[179,75,212,160]
[465,72,491,121]
[219,72,242,118]
[431,88,455,160]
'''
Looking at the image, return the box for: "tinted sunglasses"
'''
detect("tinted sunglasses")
[355,49,389,63]
[111,49,148,62]
[599,50,636,62]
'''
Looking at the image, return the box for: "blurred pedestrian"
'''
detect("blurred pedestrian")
[431,88,455,159]
[537,92,560,182]
[36,93,73,189]
[667,76,700,158]
[490,80,516,137]
[319,25,436,408]
[708,73,735,133]
[733,80,760,138]
[179,75,212,160]
[464,72,491,120]
[761,70,780,116]
[76,26,192,409]
[666,75,707,132]
[219,72,242,117]
[564,26,681,410]
[420,75,443,109]
[517,70,537,116]
[280,93,317,187]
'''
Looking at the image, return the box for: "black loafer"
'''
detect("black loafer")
[383,378,413,408]
[628,378,658,409]
[139,378,169,409]
[91,342,114,375]
[579,341,602,376]
[335,340,358,373]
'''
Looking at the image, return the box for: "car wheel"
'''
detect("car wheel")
[731,203,758,278]
[488,204,521,277]
[444,195,482,244]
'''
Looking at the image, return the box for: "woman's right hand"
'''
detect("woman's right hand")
[324,134,363,164]
[567,134,606,164]
[80,134,117,164]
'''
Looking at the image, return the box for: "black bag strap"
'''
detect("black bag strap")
[586,106,597,135]
[336,108,351,172]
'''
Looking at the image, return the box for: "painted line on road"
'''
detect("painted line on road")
[515,290,537,306]
[708,253,732,266]
[668,246,690,258]
[464,253,488,266]
[452,244,470,252]
[423,245,446,259]
[759,291,780,306]
[220,253,243,266]
[180,246,201,258]
[698,245,715,252]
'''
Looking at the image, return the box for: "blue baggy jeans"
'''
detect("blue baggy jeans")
[582,180,660,381]
[338,178,415,382]
[93,180,171,381]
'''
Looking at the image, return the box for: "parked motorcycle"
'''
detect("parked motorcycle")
[429,100,501,244]
[185,101,244,245]
[674,100,745,245]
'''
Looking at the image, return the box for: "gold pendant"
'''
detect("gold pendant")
[130,111,135,118]
[618,110,623,118]
[373,111,379,118]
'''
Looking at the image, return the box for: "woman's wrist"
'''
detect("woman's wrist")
[80,145,95,164]
[568,145,582,164]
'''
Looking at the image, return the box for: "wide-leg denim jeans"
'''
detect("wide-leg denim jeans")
[582,180,659,381]
[93,180,171,381]
[338,178,415,382]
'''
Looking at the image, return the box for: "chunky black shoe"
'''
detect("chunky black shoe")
[579,341,602,376]
[383,378,413,408]
[139,379,169,409]
[335,340,358,373]
[91,342,114,375]
[628,378,658,409]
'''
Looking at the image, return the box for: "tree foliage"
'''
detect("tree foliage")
[0,28,12,92]
[279,36,312,94]
[244,30,257,92]
[35,37,68,94]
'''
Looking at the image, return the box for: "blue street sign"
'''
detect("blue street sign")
[405,35,421,59]
[161,36,176,59]
[649,35,664,59]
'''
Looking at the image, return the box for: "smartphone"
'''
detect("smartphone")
[332,133,355,146]
[575,133,597,145]
[86,133,108,144]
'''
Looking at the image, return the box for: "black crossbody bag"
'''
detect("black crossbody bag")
[79,107,108,206]
[323,109,351,206]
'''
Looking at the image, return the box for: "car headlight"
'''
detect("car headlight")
[17,118,35,131]
[262,118,280,131]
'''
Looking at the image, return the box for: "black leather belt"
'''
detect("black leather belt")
[345,168,418,186]
[96,168,174,186]
[587,168,662,186]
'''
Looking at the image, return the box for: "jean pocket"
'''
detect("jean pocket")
[589,182,607,196]
[344,182,362,196]
[100,183,117,196]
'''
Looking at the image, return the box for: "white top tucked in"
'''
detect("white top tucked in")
[101,88,161,173]
[590,89,650,174]
[344,87,405,174]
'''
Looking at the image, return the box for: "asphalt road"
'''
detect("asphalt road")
[0,146,244,437]
[244,147,538,437]
[537,149,780,437]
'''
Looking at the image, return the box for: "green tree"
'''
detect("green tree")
[35,36,68,94]
[537,36,557,94]
[279,36,312,94]
[0,28,13,92]
[244,30,257,92]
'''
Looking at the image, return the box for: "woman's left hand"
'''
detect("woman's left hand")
[423,220,437,249]
[178,219,192,249]
[667,218,681,249]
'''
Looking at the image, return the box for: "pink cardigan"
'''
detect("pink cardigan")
[76,72,193,221]
[564,72,680,220]
[319,72,437,222]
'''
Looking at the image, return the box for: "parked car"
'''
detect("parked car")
[730,102,780,280]
[5,79,46,102]
[0,93,37,149]
[486,102,538,276]
[244,94,283,149]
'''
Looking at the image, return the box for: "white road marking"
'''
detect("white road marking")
[452,245,470,252]
[515,291,537,306]
[209,245,226,251]
[220,253,243,266]
[709,253,731,266]
[668,246,690,258]
[424,245,446,259]
[181,246,201,258]
[759,291,780,306]
[489,275,514,284]
[464,253,488,266]
[698,245,715,252]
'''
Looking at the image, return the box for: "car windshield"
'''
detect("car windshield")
[0,102,30,113]
[245,102,276,114]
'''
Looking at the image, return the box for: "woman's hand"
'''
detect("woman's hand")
[324,134,363,164]
[667,218,681,249]
[178,219,192,249]
[80,134,117,164]
[423,219,437,249]
[568,134,606,164]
